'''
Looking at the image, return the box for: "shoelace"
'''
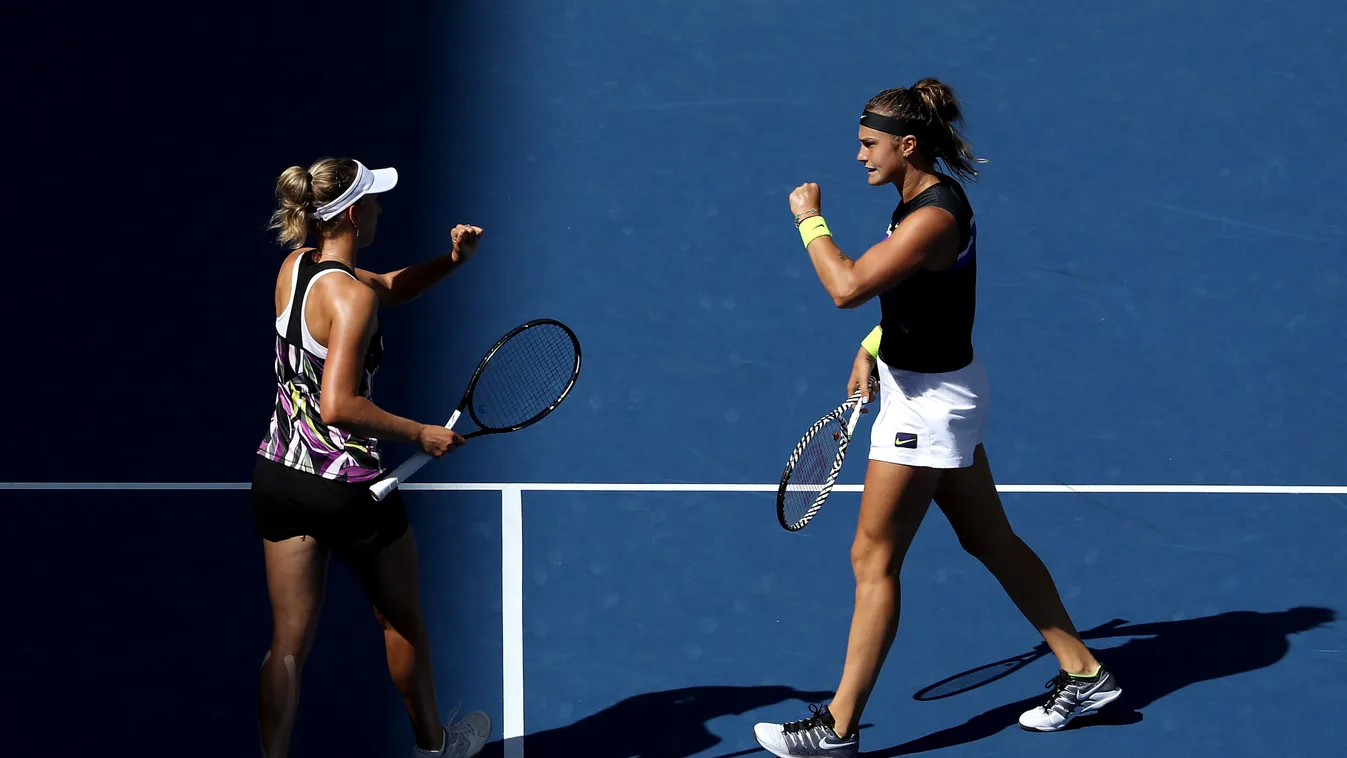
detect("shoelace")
[1039,671,1074,711]
[782,704,828,734]
[436,701,483,749]
[445,703,482,740]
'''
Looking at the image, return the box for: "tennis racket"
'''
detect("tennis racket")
[776,385,873,531]
[369,318,582,501]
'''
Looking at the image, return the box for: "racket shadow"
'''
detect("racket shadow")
[864,606,1336,756]
[910,618,1126,701]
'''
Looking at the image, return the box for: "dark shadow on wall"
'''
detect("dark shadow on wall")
[4,1,490,756]
[5,0,476,486]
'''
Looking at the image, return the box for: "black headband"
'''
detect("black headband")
[860,110,925,140]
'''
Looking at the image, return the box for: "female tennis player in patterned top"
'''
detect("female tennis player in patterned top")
[752,79,1122,757]
[251,157,492,758]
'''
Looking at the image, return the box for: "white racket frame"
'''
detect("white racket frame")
[776,389,870,531]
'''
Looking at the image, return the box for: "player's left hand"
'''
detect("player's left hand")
[789,183,821,218]
[450,224,484,264]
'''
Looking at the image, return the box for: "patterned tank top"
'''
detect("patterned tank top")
[256,251,385,482]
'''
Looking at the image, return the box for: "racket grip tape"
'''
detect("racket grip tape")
[845,393,865,437]
[368,409,463,501]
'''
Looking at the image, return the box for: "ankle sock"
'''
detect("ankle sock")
[1069,664,1102,679]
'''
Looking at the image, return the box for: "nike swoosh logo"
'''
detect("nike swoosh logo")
[819,736,856,749]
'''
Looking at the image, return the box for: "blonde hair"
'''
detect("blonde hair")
[266,157,360,248]
[864,77,987,182]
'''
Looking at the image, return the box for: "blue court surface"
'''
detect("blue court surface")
[5,0,1346,756]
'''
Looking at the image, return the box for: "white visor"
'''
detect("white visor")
[313,160,398,221]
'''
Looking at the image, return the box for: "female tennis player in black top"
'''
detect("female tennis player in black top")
[752,78,1122,757]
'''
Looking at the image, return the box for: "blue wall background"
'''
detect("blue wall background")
[4,0,1345,756]
[7,0,1345,488]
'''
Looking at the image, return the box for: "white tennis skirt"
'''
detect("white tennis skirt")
[868,354,990,469]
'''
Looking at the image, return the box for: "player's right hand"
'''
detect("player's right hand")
[417,425,466,457]
[450,224,484,265]
[848,348,879,404]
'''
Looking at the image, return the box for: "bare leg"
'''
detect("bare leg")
[259,536,329,758]
[933,445,1099,674]
[827,459,941,737]
[351,528,443,751]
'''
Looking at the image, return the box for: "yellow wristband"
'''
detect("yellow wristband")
[798,215,831,248]
[861,325,882,358]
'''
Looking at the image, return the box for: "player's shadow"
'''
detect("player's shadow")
[864,605,1336,756]
[475,684,833,758]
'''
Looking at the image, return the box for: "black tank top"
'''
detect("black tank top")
[877,174,977,373]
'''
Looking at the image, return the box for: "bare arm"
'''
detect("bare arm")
[803,206,960,309]
[355,253,462,307]
[355,224,482,307]
[317,279,426,443]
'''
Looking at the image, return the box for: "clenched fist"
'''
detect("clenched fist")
[789,183,822,219]
[450,224,484,264]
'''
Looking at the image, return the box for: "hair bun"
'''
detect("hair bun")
[276,165,315,206]
[268,158,361,248]
[912,77,962,124]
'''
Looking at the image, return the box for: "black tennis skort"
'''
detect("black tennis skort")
[250,455,409,561]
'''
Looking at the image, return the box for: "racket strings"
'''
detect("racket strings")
[781,414,848,527]
[472,324,577,430]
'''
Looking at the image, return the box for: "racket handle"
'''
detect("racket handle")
[845,393,865,437]
[369,410,462,501]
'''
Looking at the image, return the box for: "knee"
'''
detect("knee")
[851,533,903,583]
[269,621,319,666]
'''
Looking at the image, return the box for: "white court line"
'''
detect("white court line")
[499,487,525,758]
[4,482,1347,494]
